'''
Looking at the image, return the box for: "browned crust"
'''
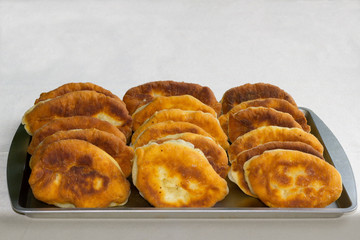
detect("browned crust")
[35,82,121,104]
[131,109,229,150]
[132,121,214,149]
[230,141,324,197]
[30,129,134,178]
[221,83,297,114]
[27,116,126,155]
[228,107,302,142]
[244,149,342,208]
[132,95,217,131]
[153,133,229,178]
[133,141,228,207]
[29,139,130,208]
[23,90,132,138]
[228,126,324,162]
[123,80,221,116]
[219,98,310,134]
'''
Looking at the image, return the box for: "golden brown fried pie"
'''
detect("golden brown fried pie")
[132,95,217,130]
[27,116,126,155]
[29,129,134,178]
[219,98,310,134]
[221,83,297,114]
[123,80,221,115]
[29,139,131,208]
[243,149,342,208]
[22,90,132,138]
[228,126,324,163]
[131,109,229,150]
[132,140,228,207]
[132,121,214,149]
[228,107,302,142]
[152,133,229,178]
[229,141,324,197]
[34,82,121,104]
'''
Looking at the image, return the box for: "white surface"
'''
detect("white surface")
[1,0,360,239]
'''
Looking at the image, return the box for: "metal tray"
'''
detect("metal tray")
[7,108,357,218]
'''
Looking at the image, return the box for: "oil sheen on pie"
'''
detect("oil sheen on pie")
[29,139,131,208]
[132,140,228,207]
[219,98,310,134]
[123,80,221,115]
[228,141,324,197]
[243,149,342,208]
[34,82,121,104]
[29,129,134,178]
[132,121,214,149]
[221,83,297,114]
[228,107,302,142]
[22,90,132,138]
[132,95,217,130]
[228,126,324,163]
[131,109,229,150]
[152,133,229,178]
[27,116,126,155]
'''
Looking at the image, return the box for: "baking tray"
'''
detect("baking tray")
[7,108,357,218]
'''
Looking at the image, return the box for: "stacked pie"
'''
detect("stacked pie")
[125,81,229,207]
[22,80,343,209]
[23,83,133,208]
[223,83,342,208]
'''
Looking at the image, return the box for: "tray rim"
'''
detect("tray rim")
[7,107,358,218]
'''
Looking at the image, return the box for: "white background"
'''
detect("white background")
[1,1,360,239]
